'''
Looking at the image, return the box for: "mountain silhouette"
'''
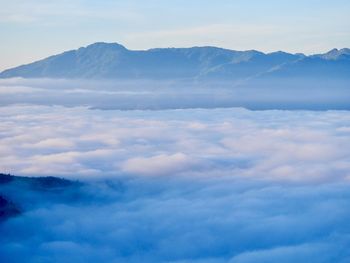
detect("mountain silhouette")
[1,43,349,81]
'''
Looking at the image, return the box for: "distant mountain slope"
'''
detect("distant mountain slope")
[259,49,350,79]
[2,42,348,81]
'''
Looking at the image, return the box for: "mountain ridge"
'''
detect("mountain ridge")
[0,42,349,80]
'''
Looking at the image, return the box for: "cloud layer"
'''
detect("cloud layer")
[1,81,350,262]
[0,104,349,183]
[1,78,349,111]
[1,175,350,263]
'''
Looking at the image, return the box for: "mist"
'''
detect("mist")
[1,173,350,263]
[1,77,350,262]
[0,78,349,110]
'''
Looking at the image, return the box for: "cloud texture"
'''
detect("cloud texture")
[1,175,350,263]
[0,104,349,183]
[0,79,350,262]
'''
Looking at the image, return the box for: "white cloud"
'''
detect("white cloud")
[122,153,194,176]
[1,81,350,262]
[0,103,349,183]
[29,138,75,149]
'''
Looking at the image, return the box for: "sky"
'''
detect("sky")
[0,0,350,71]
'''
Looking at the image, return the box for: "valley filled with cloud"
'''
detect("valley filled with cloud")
[1,103,350,182]
[1,79,350,262]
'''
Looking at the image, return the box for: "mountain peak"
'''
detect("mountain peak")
[319,48,350,60]
[84,42,127,51]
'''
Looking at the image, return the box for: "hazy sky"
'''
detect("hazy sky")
[0,0,349,70]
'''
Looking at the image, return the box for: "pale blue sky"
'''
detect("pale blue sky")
[0,0,349,70]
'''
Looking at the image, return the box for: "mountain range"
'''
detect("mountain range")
[1,42,349,81]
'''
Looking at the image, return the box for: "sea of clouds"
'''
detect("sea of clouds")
[0,79,350,262]
[1,105,350,183]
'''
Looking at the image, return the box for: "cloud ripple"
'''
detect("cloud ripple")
[0,103,350,262]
